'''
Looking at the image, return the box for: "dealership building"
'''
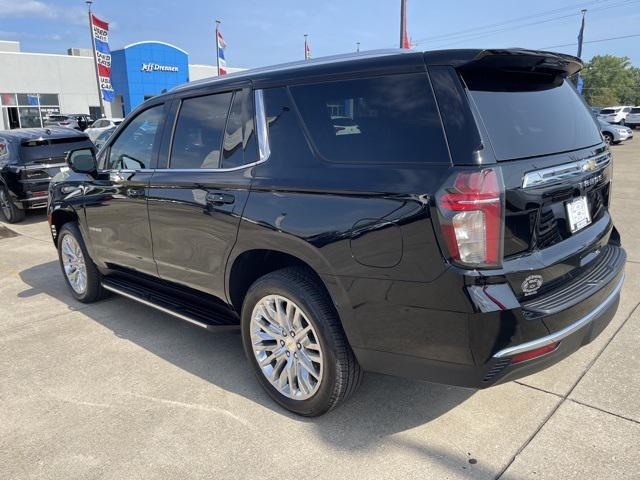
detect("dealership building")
[0,40,243,130]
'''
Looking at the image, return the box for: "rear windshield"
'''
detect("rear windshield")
[290,73,450,164]
[47,115,68,121]
[20,136,91,162]
[464,72,602,160]
[631,107,640,114]
[599,109,618,114]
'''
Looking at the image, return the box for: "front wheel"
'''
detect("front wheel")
[603,132,614,145]
[57,222,107,303]
[241,267,363,416]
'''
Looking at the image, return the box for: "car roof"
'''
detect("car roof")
[0,127,87,142]
[168,47,582,94]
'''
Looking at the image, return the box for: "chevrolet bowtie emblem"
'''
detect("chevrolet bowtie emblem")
[581,159,597,172]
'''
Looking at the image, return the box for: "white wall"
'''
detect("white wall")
[188,64,245,81]
[0,51,117,129]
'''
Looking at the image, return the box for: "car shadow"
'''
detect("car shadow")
[19,260,476,453]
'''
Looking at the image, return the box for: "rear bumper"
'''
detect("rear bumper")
[351,244,626,388]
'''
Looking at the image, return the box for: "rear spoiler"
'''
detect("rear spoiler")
[424,48,583,77]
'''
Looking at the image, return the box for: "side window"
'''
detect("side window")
[624,107,631,113]
[92,120,104,128]
[169,92,232,169]
[289,73,449,164]
[221,89,253,169]
[104,104,164,170]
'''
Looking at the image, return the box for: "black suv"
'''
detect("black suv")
[0,128,93,223]
[48,49,626,416]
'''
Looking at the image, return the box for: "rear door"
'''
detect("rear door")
[147,87,257,299]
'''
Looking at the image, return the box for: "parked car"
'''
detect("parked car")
[48,48,625,416]
[599,106,633,125]
[625,106,640,128]
[84,118,123,142]
[43,114,93,131]
[0,128,93,223]
[598,118,633,144]
[93,126,117,151]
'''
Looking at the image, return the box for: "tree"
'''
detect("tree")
[579,55,638,106]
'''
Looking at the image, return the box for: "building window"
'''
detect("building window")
[0,93,60,129]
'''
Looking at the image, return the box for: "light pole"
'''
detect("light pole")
[86,0,105,117]
[356,42,360,52]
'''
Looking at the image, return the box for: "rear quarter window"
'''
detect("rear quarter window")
[289,73,450,165]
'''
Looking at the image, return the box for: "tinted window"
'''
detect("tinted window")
[170,92,233,169]
[600,109,617,114]
[465,74,601,160]
[631,108,640,114]
[221,89,253,169]
[105,105,164,170]
[20,137,91,162]
[291,74,449,164]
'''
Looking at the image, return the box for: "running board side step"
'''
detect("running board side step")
[102,278,239,332]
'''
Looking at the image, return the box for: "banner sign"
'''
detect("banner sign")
[91,14,115,102]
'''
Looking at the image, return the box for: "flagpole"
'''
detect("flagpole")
[304,34,308,60]
[87,0,105,118]
[215,20,221,76]
[399,0,407,48]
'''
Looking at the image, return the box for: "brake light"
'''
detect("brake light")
[437,168,504,267]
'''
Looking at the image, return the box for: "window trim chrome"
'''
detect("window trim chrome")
[521,152,611,189]
[254,89,271,163]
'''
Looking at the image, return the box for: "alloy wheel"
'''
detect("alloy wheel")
[61,235,88,294]
[250,294,324,400]
[0,188,12,219]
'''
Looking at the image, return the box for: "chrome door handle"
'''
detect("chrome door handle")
[127,188,145,198]
[206,192,235,205]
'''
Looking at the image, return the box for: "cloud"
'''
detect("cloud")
[0,0,86,26]
[0,30,65,41]
[0,0,57,18]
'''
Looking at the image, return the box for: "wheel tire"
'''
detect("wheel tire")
[620,119,625,126]
[241,267,363,416]
[0,186,25,224]
[57,222,107,303]
[603,132,614,145]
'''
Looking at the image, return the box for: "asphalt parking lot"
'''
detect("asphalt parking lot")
[1,138,639,480]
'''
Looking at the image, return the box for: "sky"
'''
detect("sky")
[1,0,639,69]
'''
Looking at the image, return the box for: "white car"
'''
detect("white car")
[599,106,633,125]
[625,107,640,129]
[85,118,123,142]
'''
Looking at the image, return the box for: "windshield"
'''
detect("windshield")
[464,73,601,161]
[600,109,618,114]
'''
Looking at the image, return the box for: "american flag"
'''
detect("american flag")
[304,36,311,60]
[217,29,227,75]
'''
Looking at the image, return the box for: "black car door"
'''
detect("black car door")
[84,102,168,276]
[147,87,258,300]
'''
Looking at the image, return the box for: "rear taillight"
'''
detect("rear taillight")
[437,168,504,268]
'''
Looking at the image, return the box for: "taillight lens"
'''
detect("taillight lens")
[437,168,504,268]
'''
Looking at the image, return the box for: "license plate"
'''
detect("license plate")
[566,196,591,233]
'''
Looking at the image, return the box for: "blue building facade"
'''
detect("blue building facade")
[111,41,189,115]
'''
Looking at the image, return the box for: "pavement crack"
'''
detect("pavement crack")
[495,301,640,479]
[567,398,640,425]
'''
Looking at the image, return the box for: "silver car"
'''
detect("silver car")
[598,118,633,144]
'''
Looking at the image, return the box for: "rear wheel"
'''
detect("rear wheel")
[241,267,363,416]
[57,223,107,303]
[0,186,25,224]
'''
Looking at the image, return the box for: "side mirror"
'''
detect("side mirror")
[66,148,97,175]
